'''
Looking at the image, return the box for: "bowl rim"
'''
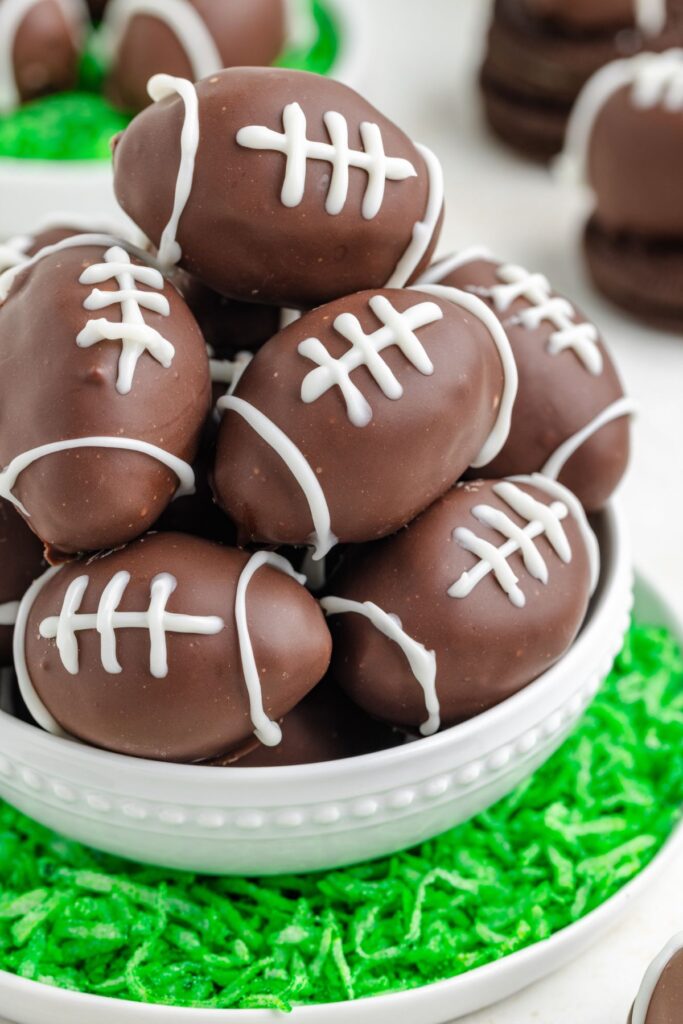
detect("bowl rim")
[0,500,628,785]
[0,564,674,1024]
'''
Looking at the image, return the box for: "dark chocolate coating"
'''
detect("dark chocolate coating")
[170,267,281,358]
[23,533,332,762]
[213,287,505,549]
[426,255,630,511]
[113,68,442,307]
[106,0,286,114]
[481,0,683,158]
[588,82,683,238]
[0,499,45,666]
[584,215,683,328]
[211,681,403,767]
[0,243,210,558]
[526,0,638,31]
[324,478,593,730]
[86,0,108,21]
[628,948,683,1023]
[12,0,83,105]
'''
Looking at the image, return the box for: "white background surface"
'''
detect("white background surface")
[2,2,683,1021]
[355,2,683,1022]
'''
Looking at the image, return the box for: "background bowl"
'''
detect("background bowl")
[0,502,632,876]
[0,0,366,238]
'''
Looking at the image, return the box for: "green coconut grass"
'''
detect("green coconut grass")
[0,621,681,1011]
[0,0,340,162]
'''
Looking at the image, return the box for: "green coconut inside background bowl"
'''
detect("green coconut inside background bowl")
[0,0,340,162]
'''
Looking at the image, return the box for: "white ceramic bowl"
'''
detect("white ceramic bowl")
[0,568,676,1024]
[0,502,632,876]
[0,0,366,237]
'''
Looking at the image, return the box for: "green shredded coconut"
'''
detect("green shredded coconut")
[0,1,340,162]
[0,621,681,1010]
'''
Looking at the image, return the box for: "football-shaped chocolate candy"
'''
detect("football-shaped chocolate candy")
[322,475,598,734]
[421,249,633,511]
[112,67,445,307]
[0,235,210,558]
[102,0,286,113]
[0,499,45,666]
[14,532,332,761]
[212,681,403,767]
[628,934,683,1023]
[0,0,88,112]
[212,285,517,557]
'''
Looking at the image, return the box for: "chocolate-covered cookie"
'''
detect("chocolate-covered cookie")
[112,67,444,307]
[563,49,683,326]
[322,476,598,733]
[480,0,683,160]
[628,934,683,1023]
[0,0,88,112]
[14,532,332,762]
[421,249,633,511]
[0,234,210,558]
[213,286,517,557]
[0,499,45,666]
[212,682,403,767]
[101,0,286,114]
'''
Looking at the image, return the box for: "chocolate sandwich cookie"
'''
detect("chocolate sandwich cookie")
[480,0,683,159]
[563,48,683,326]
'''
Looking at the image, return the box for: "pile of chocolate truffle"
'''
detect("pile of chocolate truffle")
[480,0,683,329]
[0,65,633,767]
[0,0,302,114]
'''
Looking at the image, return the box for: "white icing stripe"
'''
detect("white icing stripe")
[78,245,174,394]
[386,143,444,289]
[217,395,336,561]
[632,934,683,1024]
[38,571,223,678]
[101,0,223,82]
[147,75,201,268]
[541,396,636,481]
[0,0,86,113]
[634,0,667,35]
[0,233,156,303]
[235,552,305,747]
[14,567,66,735]
[209,350,252,388]
[0,601,19,627]
[560,50,683,184]
[511,474,600,595]
[483,264,603,375]
[298,295,441,427]
[237,103,417,220]
[0,437,195,517]
[417,246,494,286]
[449,482,572,608]
[412,283,518,468]
[279,307,302,330]
[321,596,440,737]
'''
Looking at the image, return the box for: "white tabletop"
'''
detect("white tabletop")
[3,2,683,1021]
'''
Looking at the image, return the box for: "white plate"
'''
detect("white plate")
[0,503,632,876]
[0,0,366,238]
[0,568,674,1024]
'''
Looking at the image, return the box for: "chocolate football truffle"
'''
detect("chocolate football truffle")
[0,0,88,112]
[628,934,683,1023]
[213,285,517,557]
[421,249,633,511]
[101,0,286,114]
[212,682,403,768]
[0,498,45,666]
[322,475,598,734]
[14,532,332,762]
[112,67,445,307]
[0,214,139,274]
[480,0,683,159]
[563,49,683,326]
[0,234,210,558]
